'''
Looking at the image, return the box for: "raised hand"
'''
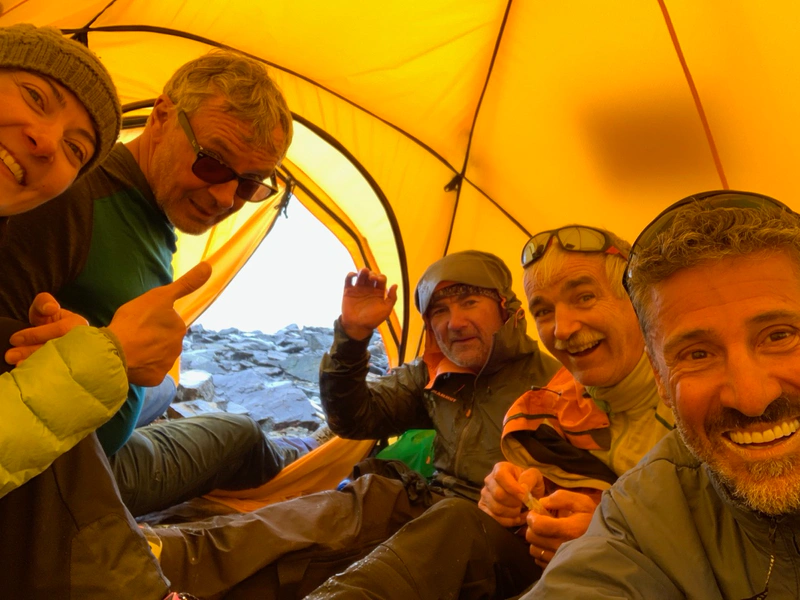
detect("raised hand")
[107,262,212,386]
[478,461,545,527]
[526,488,602,568]
[340,268,398,341]
[5,293,89,365]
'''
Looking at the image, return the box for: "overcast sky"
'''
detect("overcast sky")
[196,200,355,334]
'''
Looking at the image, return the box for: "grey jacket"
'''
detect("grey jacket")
[320,251,560,498]
[528,430,800,599]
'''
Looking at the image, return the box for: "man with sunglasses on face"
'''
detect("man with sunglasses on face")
[308,227,674,599]
[0,49,315,519]
[528,192,800,599]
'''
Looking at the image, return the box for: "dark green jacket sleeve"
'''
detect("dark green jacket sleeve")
[319,319,434,440]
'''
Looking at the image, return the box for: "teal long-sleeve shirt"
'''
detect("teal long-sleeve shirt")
[55,145,176,456]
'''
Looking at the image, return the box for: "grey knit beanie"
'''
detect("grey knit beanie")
[0,23,121,175]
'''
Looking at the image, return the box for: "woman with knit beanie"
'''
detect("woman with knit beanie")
[0,23,209,500]
[0,23,121,218]
[0,24,206,599]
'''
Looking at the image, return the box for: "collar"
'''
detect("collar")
[585,351,660,414]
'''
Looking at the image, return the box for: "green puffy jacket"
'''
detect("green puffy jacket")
[0,326,128,498]
[528,431,799,599]
[320,250,560,497]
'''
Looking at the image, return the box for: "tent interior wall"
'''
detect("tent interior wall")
[4,0,800,368]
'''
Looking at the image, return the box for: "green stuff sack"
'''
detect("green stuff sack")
[376,429,436,478]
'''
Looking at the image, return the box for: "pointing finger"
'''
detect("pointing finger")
[159,262,212,303]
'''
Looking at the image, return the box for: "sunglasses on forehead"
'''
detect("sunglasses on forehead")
[177,110,280,203]
[623,190,796,291]
[521,226,623,267]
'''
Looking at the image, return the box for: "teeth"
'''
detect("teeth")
[729,419,800,445]
[0,145,24,184]
[568,339,601,354]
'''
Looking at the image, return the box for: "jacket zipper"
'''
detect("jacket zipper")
[453,381,477,477]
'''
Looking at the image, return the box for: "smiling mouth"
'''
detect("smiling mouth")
[727,419,800,446]
[189,198,214,219]
[0,144,25,185]
[566,339,602,357]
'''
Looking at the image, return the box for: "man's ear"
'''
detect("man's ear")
[149,95,173,141]
[646,349,673,408]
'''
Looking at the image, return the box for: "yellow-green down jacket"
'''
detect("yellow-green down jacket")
[0,326,128,497]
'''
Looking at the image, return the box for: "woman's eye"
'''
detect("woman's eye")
[24,85,44,108]
[66,140,86,164]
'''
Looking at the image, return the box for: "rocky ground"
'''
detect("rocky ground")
[168,323,389,438]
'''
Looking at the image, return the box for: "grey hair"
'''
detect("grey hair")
[627,202,800,342]
[164,49,293,159]
[524,226,631,299]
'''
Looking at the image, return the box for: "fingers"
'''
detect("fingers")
[529,544,554,569]
[518,467,546,499]
[540,489,601,515]
[526,498,597,547]
[386,284,399,305]
[487,461,527,502]
[346,268,390,291]
[9,313,89,347]
[28,292,60,324]
[478,490,526,527]
[479,462,529,526]
[161,262,212,302]
[5,343,43,365]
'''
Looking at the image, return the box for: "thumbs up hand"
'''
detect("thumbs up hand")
[107,262,212,386]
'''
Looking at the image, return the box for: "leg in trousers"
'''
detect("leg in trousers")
[111,412,314,516]
[0,435,169,600]
[154,473,443,599]
[307,497,541,600]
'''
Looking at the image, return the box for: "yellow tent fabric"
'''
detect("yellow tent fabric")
[6,0,800,362]
[207,437,374,512]
[5,0,800,506]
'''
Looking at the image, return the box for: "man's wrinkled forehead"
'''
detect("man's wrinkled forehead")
[427,283,502,312]
[523,251,608,303]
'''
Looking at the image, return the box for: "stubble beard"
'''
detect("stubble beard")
[673,397,800,517]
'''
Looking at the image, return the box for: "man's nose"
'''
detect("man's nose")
[207,179,238,210]
[553,305,581,341]
[718,350,783,417]
[447,306,469,330]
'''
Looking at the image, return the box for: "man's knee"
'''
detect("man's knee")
[422,497,484,527]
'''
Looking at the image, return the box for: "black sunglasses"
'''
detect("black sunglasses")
[521,225,623,267]
[177,110,280,202]
[623,190,796,292]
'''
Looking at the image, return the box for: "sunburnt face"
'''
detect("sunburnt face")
[427,291,505,372]
[648,250,800,515]
[0,69,95,216]
[147,95,283,235]
[525,252,644,387]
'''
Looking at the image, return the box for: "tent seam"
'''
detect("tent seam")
[657,0,728,189]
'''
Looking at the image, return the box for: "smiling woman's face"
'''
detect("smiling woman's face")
[0,69,96,217]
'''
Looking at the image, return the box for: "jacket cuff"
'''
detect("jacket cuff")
[98,326,128,372]
[331,317,373,358]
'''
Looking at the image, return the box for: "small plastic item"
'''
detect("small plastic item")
[524,491,551,516]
